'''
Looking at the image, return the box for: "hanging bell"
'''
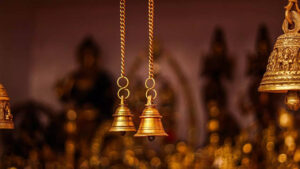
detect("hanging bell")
[134,96,168,140]
[259,11,300,93]
[109,96,136,132]
[0,84,14,129]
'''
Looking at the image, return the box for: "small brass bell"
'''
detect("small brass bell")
[0,84,14,129]
[109,96,136,132]
[259,11,300,93]
[134,96,168,140]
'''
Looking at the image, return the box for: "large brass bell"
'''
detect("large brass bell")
[0,84,14,129]
[259,10,300,110]
[134,96,168,140]
[109,96,136,132]
[259,11,300,93]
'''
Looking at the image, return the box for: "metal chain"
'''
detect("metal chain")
[120,0,126,77]
[117,0,130,100]
[148,0,154,79]
[145,0,157,100]
[285,0,300,24]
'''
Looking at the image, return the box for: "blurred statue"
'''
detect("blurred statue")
[55,37,115,167]
[56,37,114,122]
[236,24,282,169]
[201,27,239,144]
[246,25,279,128]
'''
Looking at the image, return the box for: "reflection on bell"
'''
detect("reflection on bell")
[109,96,136,132]
[259,11,300,93]
[0,84,14,129]
[134,96,168,139]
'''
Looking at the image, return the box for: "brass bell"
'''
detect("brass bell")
[259,11,300,93]
[109,96,136,132]
[0,84,14,129]
[134,96,168,140]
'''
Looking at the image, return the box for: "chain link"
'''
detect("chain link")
[148,0,154,79]
[120,0,126,77]
[117,0,130,100]
[145,0,157,100]
[285,0,300,24]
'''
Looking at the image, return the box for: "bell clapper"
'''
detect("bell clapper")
[285,91,300,111]
[148,136,156,142]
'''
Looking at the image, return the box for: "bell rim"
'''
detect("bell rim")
[258,85,300,93]
[139,115,162,118]
[134,133,168,137]
[109,127,136,132]
[0,122,14,129]
[112,114,134,117]
[0,96,9,101]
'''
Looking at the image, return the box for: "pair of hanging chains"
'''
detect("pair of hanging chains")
[118,0,156,101]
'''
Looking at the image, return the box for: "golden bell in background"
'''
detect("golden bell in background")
[134,96,168,141]
[0,84,14,129]
[258,1,300,111]
[110,96,136,132]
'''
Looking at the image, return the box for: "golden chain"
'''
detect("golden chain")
[120,0,126,77]
[148,0,154,79]
[117,0,130,100]
[145,0,157,100]
[285,0,300,24]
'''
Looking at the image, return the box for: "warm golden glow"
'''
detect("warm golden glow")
[278,154,287,163]
[208,119,219,131]
[243,143,252,154]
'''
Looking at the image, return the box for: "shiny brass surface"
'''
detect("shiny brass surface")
[110,97,136,132]
[259,11,300,93]
[285,91,300,111]
[0,84,14,129]
[134,96,168,137]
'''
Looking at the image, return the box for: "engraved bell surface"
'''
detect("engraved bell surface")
[259,11,300,93]
[0,84,14,129]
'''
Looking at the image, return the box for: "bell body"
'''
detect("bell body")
[134,97,167,137]
[259,11,300,93]
[0,84,14,129]
[109,100,136,132]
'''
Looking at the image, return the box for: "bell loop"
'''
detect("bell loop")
[283,11,300,33]
[285,0,300,24]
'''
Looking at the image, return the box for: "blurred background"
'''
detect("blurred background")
[0,0,297,168]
